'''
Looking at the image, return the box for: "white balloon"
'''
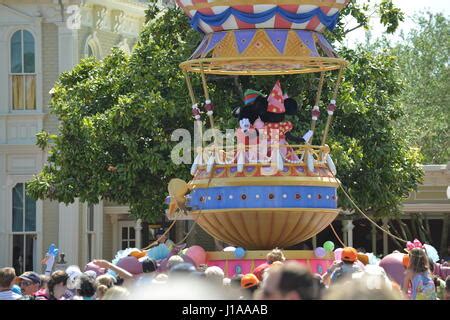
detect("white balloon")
[424,244,440,262]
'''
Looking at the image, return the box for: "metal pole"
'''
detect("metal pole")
[321,67,344,145]
[309,72,325,144]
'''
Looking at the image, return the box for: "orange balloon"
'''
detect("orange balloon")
[357,253,369,265]
[130,250,147,259]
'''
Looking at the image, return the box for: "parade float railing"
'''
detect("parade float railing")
[190,144,336,175]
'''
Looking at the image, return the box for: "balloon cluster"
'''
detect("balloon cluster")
[221,246,247,258]
[112,245,209,275]
[314,241,335,258]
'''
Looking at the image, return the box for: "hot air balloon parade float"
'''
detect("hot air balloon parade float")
[165,0,350,277]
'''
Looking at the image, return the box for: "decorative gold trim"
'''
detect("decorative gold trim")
[181,0,347,11]
[206,250,334,260]
[191,208,340,214]
[191,176,340,188]
[180,57,348,76]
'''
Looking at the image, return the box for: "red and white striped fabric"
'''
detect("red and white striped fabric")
[176,0,348,33]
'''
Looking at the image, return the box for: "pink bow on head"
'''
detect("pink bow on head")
[406,239,423,251]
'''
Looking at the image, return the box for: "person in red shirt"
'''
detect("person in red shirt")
[253,248,286,281]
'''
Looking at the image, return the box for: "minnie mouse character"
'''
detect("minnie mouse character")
[258,81,306,162]
[260,81,305,145]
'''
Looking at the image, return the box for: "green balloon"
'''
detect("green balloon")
[323,241,335,252]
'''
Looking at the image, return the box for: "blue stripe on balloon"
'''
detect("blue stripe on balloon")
[190,7,340,33]
[188,185,337,210]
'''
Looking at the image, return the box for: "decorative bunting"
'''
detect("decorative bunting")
[189,6,341,33]
[295,30,319,57]
[316,33,336,57]
[204,32,227,56]
[189,36,209,59]
[265,30,289,54]
[234,30,257,53]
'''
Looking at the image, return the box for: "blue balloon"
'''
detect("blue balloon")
[48,244,55,254]
[148,244,170,261]
[234,247,246,258]
[424,244,440,263]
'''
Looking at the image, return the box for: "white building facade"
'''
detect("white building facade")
[0,0,150,273]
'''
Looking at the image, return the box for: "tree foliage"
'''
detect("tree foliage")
[392,13,449,163]
[27,2,422,222]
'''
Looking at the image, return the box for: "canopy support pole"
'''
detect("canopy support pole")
[199,63,220,161]
[309,72,326,143]
[184,70,203,161]
[183,70,197,106]
[199,63,216,131]
[321,67,344,145]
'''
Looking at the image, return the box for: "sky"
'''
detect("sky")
[342,0,450,47]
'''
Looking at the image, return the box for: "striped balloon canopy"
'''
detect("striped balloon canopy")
[176,0,350,34]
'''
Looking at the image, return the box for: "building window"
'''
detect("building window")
[10,30,36,110]
[121,225,136,249]
[87,204,95,262]
[84,34,101,59]
[12,183,37,274]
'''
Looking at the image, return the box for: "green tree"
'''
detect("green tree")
[393,13,449,163]
[28,2,422,225]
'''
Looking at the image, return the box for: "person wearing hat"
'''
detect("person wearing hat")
[17,271,41,299]
[327,247,364,285]
[241,273,260,299]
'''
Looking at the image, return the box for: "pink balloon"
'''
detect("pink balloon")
[334,248,343,261]
[186,245,207,267]
[85,261,106,277]
[117,256,143,275]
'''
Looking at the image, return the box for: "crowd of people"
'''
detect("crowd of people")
[1,246,449,300]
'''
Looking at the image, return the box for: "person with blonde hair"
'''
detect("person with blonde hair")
[253,248,286,281]
[96,284,109,300]
[102,286,130,300]
[95,274,114,288]
[266,248,286,263]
